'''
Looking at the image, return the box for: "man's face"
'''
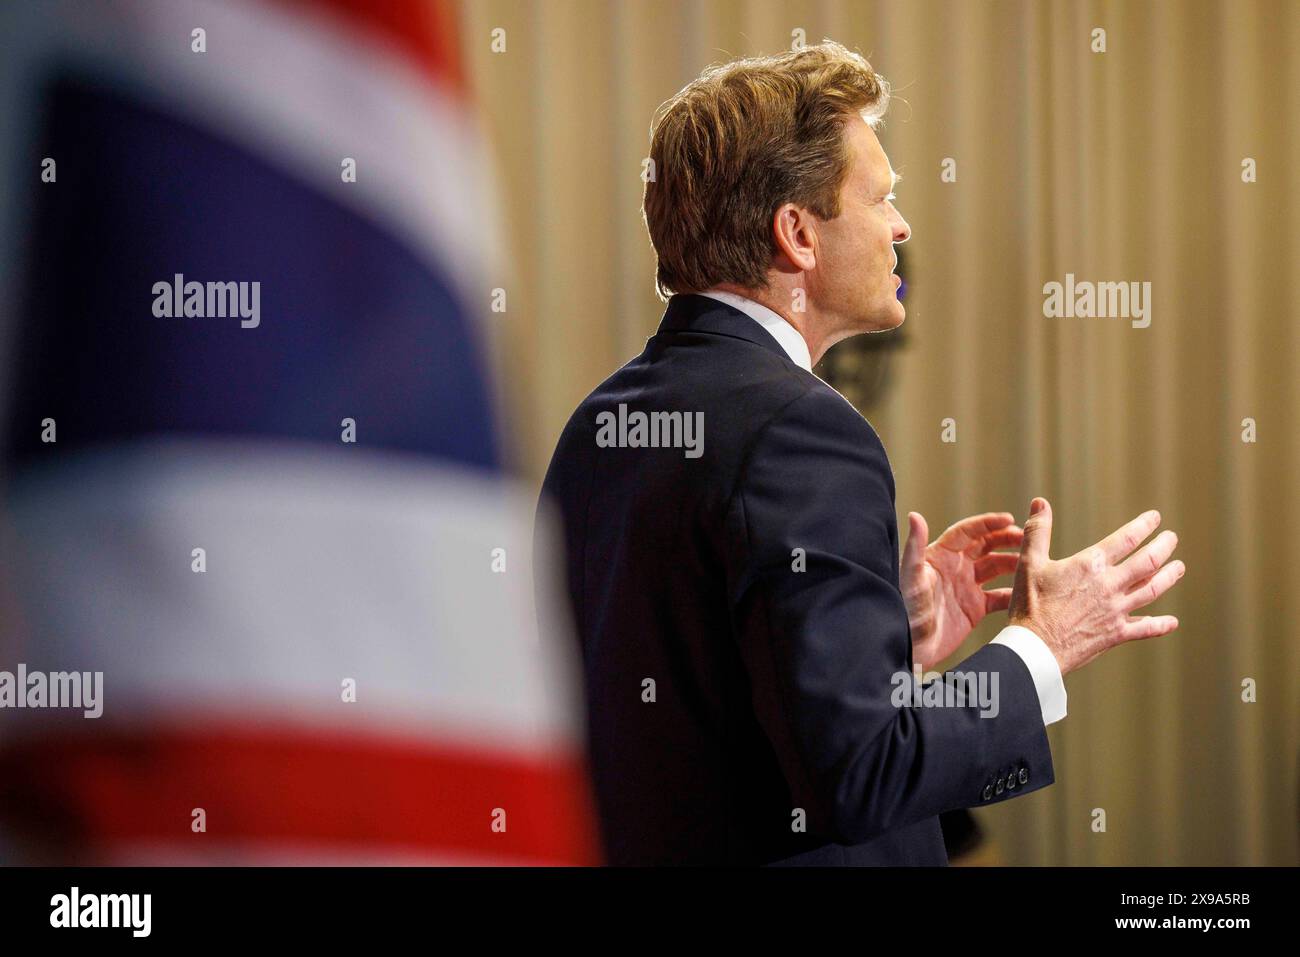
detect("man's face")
[810,116,911,334]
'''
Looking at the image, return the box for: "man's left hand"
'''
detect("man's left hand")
[900,511,1023,671]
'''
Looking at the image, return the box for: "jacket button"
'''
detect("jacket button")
[994,777,1005,796]
[981,783,993,801]
[1018,767,1029,785]
[1005,772,1017,790]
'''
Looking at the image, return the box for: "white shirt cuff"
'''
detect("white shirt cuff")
[990,624,1067,726]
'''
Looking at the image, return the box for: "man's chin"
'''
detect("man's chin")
[866,299,906,332]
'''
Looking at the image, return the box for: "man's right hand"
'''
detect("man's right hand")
[1008,497,1184,677]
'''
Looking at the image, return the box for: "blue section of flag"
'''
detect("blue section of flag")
[6,72,500,471]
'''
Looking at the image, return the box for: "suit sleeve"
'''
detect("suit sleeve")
[723,385,1055,845]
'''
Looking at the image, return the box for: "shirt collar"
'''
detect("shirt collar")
[695,289,813,372]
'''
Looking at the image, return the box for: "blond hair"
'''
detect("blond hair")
[643,40,890,300]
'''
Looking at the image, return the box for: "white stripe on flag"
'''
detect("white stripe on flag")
[2,439,582,755]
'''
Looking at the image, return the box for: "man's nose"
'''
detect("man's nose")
[893,211,911,244]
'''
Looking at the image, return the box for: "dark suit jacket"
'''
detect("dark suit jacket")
[537,293,1055,865]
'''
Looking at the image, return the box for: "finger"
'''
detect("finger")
[1119,559,1186,612]
[1095,509,1161,564]
[976,527,1023,556]
[1120,614,1180,641]
[983,587,1013,614]
[901,511,929,567]
[1020,497,1053,564]
[939,512,1017,550]
[974,552,1019,584]
[1113,529,1179,590]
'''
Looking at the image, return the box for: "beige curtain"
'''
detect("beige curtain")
[457,0,1299,865]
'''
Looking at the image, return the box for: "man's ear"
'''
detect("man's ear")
[771,203,818,272]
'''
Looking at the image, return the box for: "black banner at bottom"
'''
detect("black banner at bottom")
[0,865,1289,943]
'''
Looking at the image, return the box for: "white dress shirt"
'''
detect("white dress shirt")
[697,288,1067,726]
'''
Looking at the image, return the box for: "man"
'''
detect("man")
[537,41,1184,865]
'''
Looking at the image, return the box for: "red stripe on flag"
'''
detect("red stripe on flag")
[273,0,467,98]
[0,722,602,864]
